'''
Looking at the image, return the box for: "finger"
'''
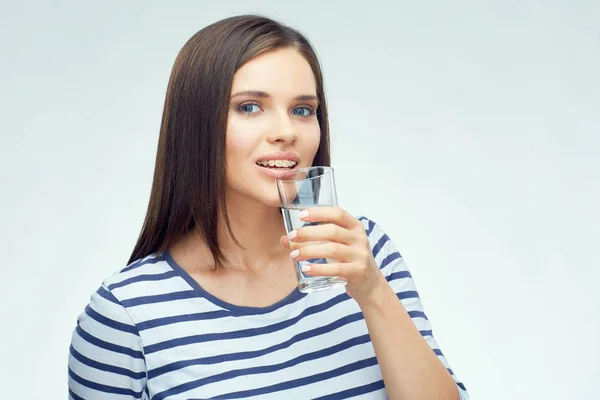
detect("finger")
[290,223,355,245]
[301,262,355,279]
[282,234,331,250]
[284,238,320,250]
[281,236,317,249]
[290,242,355,263]
[280,235,290,249]
[298,206,360,230]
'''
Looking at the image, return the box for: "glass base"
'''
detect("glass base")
[298,276,347,293]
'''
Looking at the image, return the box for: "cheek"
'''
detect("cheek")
[303,126,322,163]
[226,123,257,164]
[226,135,252,160]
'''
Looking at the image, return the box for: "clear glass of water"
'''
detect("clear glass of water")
[276,166,348,293]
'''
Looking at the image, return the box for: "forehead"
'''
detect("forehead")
[231,48,317,95]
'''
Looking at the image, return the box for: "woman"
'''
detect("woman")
[68,15,469,400]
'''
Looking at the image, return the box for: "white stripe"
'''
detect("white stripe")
[111,275,191,299]
[71,332,145,374]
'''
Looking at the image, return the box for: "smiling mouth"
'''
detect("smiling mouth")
[255,160,298,169]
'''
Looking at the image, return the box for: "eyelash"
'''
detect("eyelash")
[237,102,317,118]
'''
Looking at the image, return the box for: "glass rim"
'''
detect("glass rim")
[275,166,334,183]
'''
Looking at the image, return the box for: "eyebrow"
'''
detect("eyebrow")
[231,90,319,103]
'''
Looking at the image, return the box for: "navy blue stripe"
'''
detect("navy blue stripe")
[121,254,164,273]
[366,219,376,236]
[68,368,143,397]
[165,250,306,315]
[76,325,145,359]
[387,270,412,282]
[358,216,375,236]
[145,292,353,354]
[138,309,233,331]
[397,290,419,300]
[154,334,372,400]
[420,329,433,337]
[447,369,468,392]
[408,310,428,320]
[149,311,366,378]
[70,345,145,380]
[372,234,390,258]
[95,286,120,305]
[434,348,444,357]
[210,357,379,399]
[366,219,375,235]
[380,251,402,269]
[68,389,85,400]
[85,305,139,335]
[108,270,179,290]
[121,290,203,307]
[313,379,385,400]
[121,258,145,273]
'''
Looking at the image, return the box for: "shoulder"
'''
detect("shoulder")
[99,252,181,304]
[101,253,167,287]
[78,251,199,331]
[69,258,166,361]
[355,215,406,273]
[355,215,392,247]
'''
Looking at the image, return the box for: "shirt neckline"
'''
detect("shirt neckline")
[163,250,306,316]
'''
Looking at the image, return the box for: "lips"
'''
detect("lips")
[255,151,300,170]
[256,164,299,179]
[254,151,300,179]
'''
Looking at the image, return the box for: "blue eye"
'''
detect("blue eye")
[292,107,315,117]
[238,103,261,114]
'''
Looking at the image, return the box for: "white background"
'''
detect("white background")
[1,1,598,399]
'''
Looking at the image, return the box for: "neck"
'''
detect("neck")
[217,198,288,269]
[171,194,289,273]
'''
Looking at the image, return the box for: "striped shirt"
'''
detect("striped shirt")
[68,217,469,399]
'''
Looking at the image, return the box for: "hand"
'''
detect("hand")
[280,206,388,303]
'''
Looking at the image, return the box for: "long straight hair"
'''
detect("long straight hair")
[128,15,331,268]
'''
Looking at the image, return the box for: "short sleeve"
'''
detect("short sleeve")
[68,285,148,399]
[359,217,470,399]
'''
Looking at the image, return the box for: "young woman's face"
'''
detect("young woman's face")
[225,47,321,208]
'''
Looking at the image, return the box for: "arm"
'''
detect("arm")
[285,210,469,399]
[359,270,461,399]
[68,285,148,399]
[358,219,469,399]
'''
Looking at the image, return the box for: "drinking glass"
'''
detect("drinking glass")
[276,166,348,293]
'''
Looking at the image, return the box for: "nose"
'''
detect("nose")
[266,111,297,144]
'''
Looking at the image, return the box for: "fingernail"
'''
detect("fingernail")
[290,249,299,259]
[298,210,309,219]
[287,230,297,240]
[301,265,311,272]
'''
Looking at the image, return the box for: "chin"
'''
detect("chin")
[259,191,284,209]
[227,171,287,209]
[228,185,283,210]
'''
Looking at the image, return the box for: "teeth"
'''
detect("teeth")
[256,160,297,168]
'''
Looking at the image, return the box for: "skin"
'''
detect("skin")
[170,47,320,308]
[169,47,459,399]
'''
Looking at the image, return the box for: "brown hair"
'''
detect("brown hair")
[127,15,331,268]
